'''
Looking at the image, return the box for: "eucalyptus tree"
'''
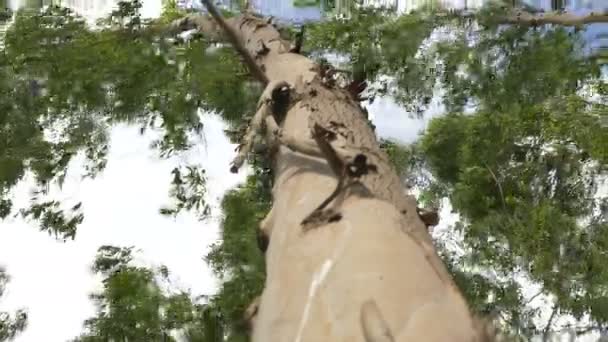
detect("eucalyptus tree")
[1,0,607,341]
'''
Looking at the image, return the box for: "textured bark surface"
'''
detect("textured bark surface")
[178,10,495,342]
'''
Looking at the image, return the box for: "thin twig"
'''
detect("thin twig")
[542,305,558,342]
[524,290,544,305]
[484,163,507,211]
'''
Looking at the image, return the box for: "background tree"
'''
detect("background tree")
[73,245,224,342]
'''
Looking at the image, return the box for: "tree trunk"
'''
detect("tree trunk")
[175,9,494,342]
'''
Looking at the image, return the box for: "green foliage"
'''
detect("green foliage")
[293,0,320,8]
[295,6,608,335]
[204,170,270,340]
[0,1,254,239]
[435,27,600,113]
[2,2,264,337]
[421,76,608,334]
[0,7,11,24]
[20,201,84,240]
[158,0,188,24]
[304,7,439,113]
[160,165,211,221]
[74,246,223,342]
[2,1,607,339]
[379,139,412,178]
[0,268,27,342]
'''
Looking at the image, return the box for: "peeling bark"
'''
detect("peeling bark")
[230,80,291,173]
[178,5,497,341]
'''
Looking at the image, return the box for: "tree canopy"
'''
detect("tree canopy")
[0,0,606,340]
[0,0,258,239]
[72,245,224,342]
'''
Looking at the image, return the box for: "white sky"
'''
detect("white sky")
[0,1,605,341]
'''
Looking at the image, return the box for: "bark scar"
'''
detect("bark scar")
[301,124,378,231]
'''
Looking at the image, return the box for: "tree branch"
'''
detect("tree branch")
[542,305,558,342]
[484,163,507,211]
[549,322,606,336]
[501,10,608,26]
[200,0,269,84]
[440,8,608,26]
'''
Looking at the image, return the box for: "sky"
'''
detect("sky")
[0,1,605,341]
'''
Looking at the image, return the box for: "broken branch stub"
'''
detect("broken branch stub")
[229,81,291,173]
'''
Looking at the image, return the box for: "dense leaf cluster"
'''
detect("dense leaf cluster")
[0,1,255,239]
[72,246,224,342]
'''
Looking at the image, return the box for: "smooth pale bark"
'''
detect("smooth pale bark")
[501,10,608,25]
[438,8,608,25]
[174,11,494,342]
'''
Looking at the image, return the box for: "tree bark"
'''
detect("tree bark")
[175,8,495,342]
[501,10,608,26]
[438,8,608,26]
